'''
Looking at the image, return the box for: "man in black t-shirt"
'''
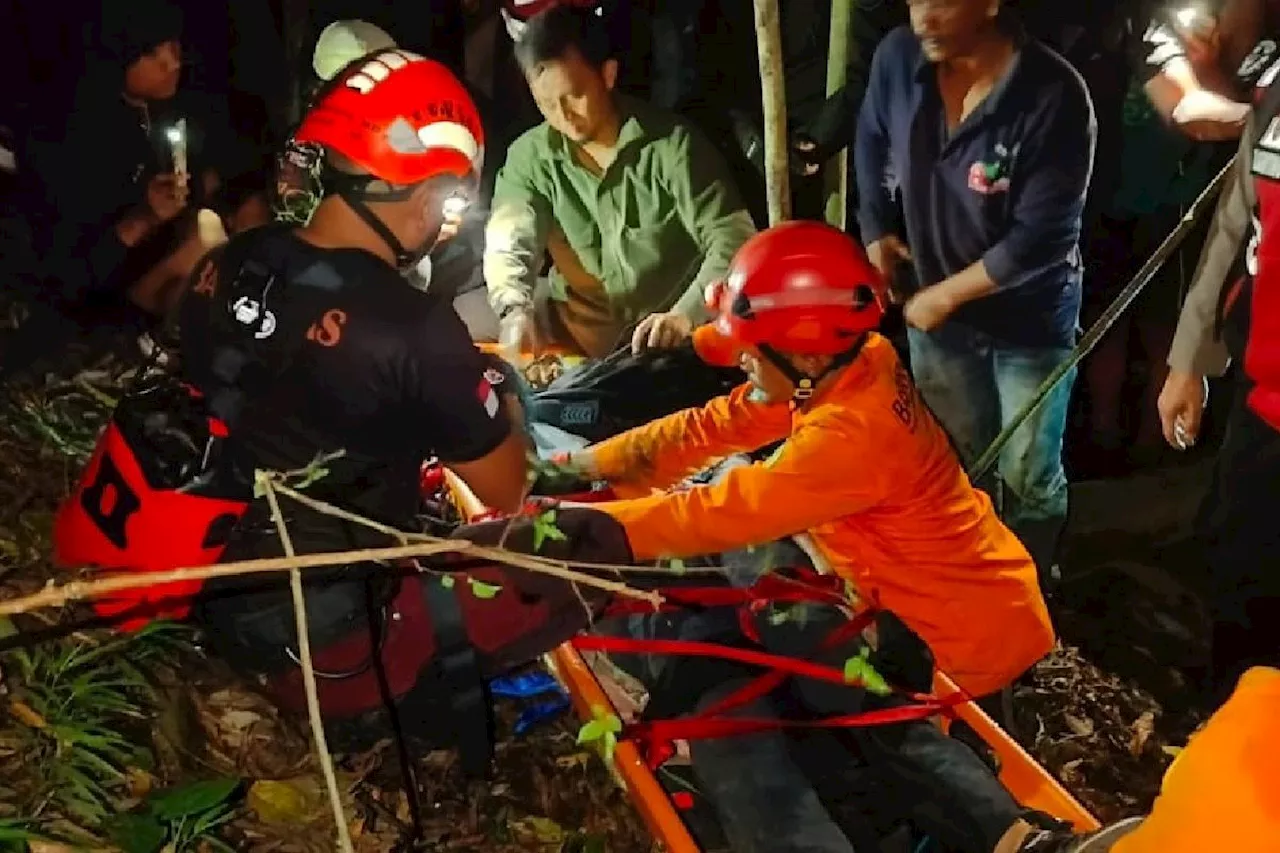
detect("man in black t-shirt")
[178,51,529,669]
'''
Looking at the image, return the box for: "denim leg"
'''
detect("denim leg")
[990,345,1075,526]
[906,326,1003,495]
[689,681,858,853]
[991,345,1075,577]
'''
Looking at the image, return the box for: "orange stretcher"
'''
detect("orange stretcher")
[443,471,1099,850]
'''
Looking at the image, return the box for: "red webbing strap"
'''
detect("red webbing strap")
[628,698,966,768]
[574,634,938,702]
[601,571,851,618]
[695,608,876,720]
[572,632,969,769]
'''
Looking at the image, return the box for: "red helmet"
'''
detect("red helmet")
[694,221,885,367]
[294,50,485,187]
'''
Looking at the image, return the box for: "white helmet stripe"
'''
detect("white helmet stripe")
[417,122,483,168]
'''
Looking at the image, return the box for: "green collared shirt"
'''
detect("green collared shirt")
[484,96,756,355]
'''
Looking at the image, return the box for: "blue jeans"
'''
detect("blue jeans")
[907,325,1075,562]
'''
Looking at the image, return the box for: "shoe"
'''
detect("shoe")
[1016,818,1144,852]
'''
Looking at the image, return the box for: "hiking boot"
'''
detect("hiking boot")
[1015,818,1144,852]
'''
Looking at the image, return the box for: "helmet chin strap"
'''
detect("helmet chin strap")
[323,169,427,270]
[344,195,417,269]
[758,333,870,404]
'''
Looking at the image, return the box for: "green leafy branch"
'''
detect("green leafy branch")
[108,777,241,853]
[439,575,503,600]
[254,450,346,498]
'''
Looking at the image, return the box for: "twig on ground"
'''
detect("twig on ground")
[259,474,354,853]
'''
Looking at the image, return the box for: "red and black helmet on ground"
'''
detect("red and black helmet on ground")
[694,221,886,399]
[294,49,485,191]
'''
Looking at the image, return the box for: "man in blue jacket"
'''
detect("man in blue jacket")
[854,0,1096,582]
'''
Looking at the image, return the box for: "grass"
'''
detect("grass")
[3,621,194,829]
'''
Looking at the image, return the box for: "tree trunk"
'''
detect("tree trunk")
[753,0,791,225]
[279,0,311,130]
[824,0,853,229]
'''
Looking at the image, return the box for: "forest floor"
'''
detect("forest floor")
[0,304,1196,852]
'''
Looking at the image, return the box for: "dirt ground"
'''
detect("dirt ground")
[0,315,1192,852]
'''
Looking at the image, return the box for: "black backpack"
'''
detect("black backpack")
[527,343,745,443]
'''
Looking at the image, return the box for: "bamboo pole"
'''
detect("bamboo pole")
[753,0,791,224]
[824,0,854,228]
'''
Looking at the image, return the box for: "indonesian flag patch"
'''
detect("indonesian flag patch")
[477,377,500,418]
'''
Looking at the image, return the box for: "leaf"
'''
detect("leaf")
[439,575,455,589]
[286,450,347,491]
[291,466,329,491]
[107,813,167,853]
[842,648,891,696]
[509,815,565,845]
[247,779,326,825]
[148,777,241,821]
[576,710,621,744]
[1063,713,1095,738]
[531,509,568,552]
[1128,711,1156,757]
[0,820,34,844]
[467,579,503,600]
[573,835,608,853]
[576,719,608,745]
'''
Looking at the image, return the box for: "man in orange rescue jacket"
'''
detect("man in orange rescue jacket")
[569,221,1054,700]
[1105,666,1280,853]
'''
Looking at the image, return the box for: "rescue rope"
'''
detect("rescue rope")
[967,156,1236,482]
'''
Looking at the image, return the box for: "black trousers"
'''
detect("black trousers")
[601,599,1023,853]
[1202,390,1280,702]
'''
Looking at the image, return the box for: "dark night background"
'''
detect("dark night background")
[0,0,469,149]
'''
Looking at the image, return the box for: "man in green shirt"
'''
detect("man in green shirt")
[483,4,756,359]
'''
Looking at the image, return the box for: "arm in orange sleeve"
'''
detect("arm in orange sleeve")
[597,415,888,560]
[587,383,793,497]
